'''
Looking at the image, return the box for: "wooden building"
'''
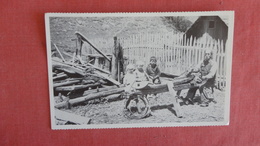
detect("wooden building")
[185,16,228,45]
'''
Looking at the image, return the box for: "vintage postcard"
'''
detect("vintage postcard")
[45,11,234,129]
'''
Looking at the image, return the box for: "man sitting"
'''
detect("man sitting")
[183,49,217,107]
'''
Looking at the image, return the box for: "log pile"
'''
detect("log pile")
[52,44,125,110]
[51,32,127,125]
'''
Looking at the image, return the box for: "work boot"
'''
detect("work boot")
[200,102,209,107]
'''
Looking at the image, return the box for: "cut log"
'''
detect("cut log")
[53,80,81,88]
[55,83,101,92]
[55,109,91,125]
[130,81,199,95]
[55,87,125,108]
[106,94,122,101]
[83,85,124,96]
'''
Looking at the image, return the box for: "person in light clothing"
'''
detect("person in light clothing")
[123,64,136,93]
[134,61,149,82]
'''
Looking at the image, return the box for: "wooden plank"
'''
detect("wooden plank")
[95,71,121,86]
[53,74,68,80]
[56,68,76,74]
[53,80,81,88]
[53,43,66,62]
[87,63,110,74]
[55,109,91,125]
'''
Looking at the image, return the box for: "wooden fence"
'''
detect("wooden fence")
[119,32,227,90]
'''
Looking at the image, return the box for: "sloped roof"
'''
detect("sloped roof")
[185,16,228,34]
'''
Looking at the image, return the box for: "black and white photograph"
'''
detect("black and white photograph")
[45,11,234,129]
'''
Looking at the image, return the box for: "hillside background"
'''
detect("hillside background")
[49,16,193,51]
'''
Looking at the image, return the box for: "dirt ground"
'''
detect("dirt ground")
[61,88,225,125]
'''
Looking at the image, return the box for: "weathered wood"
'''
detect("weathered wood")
[83,85,124,96]
[54,93,69,103]
[87,63,110,74]
[55,83,101,92]
[75,31,111,62]
[62,51,73,58]
[81,79,95,84]
[111,37,118,80]
[167,81,182,118]
[85,53,112,58]
[55,109,91,125]
[53,43,66,62]
[160,72,178,79]
[53,80,81,88]
[56,68,76,74]
[133,84,169,95]
[52,60,86,76]
[172,76,194,85]
[53,74,68,80]
[132,81,199,95]
[94,71,121,86]
[55,87,125,108]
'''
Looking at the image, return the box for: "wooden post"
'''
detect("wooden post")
[117,43,124,83]
[76,35,83,57]
[111,36,119,80]
[166,81,182,118]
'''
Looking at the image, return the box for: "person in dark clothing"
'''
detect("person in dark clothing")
[184,49,217,107]
[146,56,161,84]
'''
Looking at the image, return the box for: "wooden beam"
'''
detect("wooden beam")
[75,31,111,62]
[53,74,68,80]
[55,83,101,92]
[55,109,91,125]
[87,63,110,74]
[94,71,121,86]
[53,80,81,88]
[56,68,76,74]
[52,60,86,76]
[83,85,124,96]
[53,43,66,62]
